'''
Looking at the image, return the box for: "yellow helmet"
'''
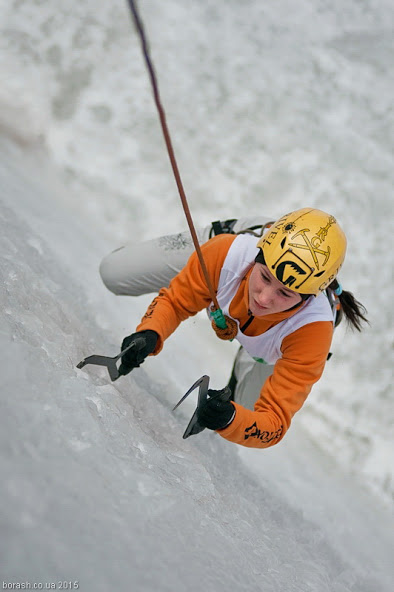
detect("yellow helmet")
[257,208,347,296]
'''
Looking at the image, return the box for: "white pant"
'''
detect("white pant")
[99,216,275,409]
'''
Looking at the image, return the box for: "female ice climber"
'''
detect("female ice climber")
[99,208,368,448]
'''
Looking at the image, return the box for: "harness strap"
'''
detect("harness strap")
[210,219,237,238]
[210,219,275,238]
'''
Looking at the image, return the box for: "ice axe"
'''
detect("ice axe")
[173,375,232,439]
[76,337,146,382]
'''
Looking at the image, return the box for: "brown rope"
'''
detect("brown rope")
[127,0,220,311]
[211,316,238,340]
[127,1,237,340]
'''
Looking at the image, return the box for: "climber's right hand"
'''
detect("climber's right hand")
[118,330,159,376]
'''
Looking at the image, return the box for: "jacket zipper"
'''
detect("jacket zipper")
[240,310,254,333]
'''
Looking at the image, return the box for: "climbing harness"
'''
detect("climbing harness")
[210,219,237,238]
[209,219,274,239]
[126,0,237,340]
[326,287,343,328]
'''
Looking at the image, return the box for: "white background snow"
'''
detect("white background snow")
[1,1,393,590]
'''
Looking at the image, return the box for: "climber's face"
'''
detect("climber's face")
[248,263,303,317]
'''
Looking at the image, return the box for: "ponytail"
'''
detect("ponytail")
[328,279,369,332]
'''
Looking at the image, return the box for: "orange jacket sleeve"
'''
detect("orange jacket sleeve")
[217,320,333,448]
[136,234,237,351]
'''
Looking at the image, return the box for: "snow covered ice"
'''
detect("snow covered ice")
[1,1,393,590]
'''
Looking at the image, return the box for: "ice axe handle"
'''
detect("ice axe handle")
[76,336,146,382]
[172,376,232,440]
[183,384,232,439]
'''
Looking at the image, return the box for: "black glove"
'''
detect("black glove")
[196,388,236,431]
[118,330,158,376]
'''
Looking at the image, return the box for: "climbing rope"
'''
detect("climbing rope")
[126,0,238,340]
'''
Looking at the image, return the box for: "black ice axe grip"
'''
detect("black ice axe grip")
[76,337,146,382]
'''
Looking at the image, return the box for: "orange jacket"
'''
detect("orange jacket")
[137,234,333,448]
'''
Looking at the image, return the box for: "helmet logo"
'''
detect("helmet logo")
[288,217,336,270]
[283,222,296,233]
[272,251,313,290]
[275,261,306,287]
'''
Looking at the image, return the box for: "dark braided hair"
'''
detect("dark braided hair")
[327,279,369,332]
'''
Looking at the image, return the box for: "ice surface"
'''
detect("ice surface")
[1,0,393,589]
